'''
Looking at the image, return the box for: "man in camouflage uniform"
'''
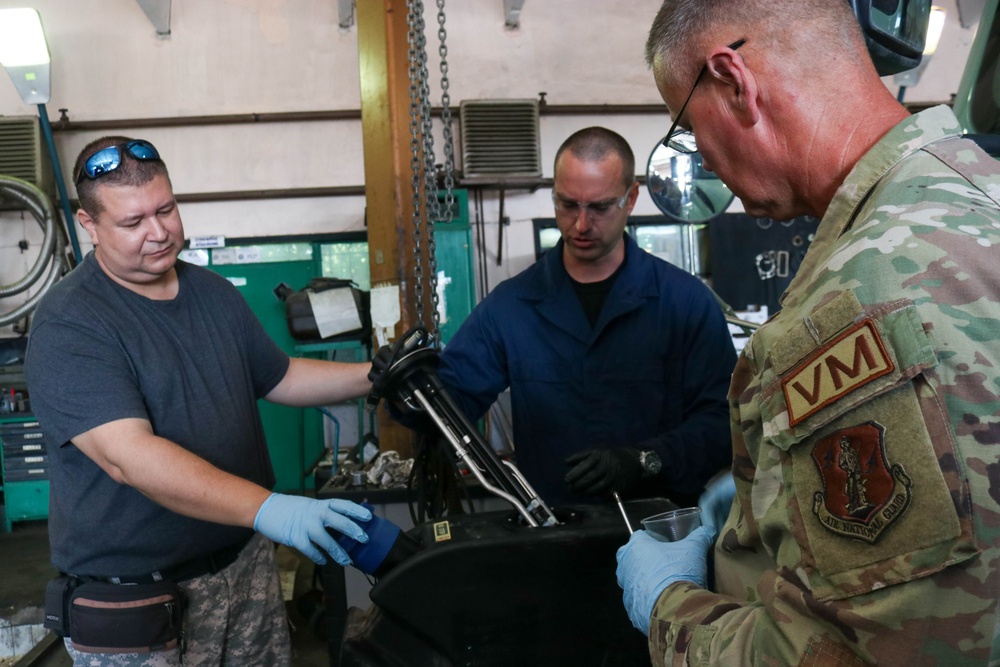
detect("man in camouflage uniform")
[616,1,1000,665]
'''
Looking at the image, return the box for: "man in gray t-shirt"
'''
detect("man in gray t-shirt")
[25,136,373,666]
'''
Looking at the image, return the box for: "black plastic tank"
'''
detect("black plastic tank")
[339,497,674,666]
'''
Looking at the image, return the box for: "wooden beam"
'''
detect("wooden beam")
[357,0,421,458]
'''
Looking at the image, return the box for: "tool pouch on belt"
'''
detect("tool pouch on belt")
[66,580,186,653]
[43,576,76,637]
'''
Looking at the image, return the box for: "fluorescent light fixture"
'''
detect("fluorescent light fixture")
[924,6,946,57]
[0,8,51,104]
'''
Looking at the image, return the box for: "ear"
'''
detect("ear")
[77,208,99,245]
[624,180,640,213]
[706,45,761,126]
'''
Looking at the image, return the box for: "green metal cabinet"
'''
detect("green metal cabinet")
[434,189,476,344]
[0,415,49,532]
[207,251,325,493]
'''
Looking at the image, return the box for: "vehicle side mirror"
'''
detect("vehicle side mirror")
[646,140,734,223]
[850,0,932,75]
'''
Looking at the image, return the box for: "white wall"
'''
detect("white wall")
[0,0,981,337]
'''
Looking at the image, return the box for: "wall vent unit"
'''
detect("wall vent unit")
[459,99,541,179]
[0,116,54,210]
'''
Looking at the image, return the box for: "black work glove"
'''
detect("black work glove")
[564,448,643,496]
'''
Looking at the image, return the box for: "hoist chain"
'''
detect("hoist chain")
[406,0,426,332]
[417,4,440,343]
[406,0,454,346]
[437,0,456,209]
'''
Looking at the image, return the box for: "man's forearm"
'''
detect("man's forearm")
[266,357,372,406]
[74,419,271,527]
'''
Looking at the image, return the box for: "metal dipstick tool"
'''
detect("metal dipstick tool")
[613,492,633,535]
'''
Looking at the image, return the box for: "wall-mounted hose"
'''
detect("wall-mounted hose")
[0,175,68,327]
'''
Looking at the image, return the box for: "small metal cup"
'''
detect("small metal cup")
[641,507,702,542]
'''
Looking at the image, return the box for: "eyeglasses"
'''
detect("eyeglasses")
[662,39,746,154]
[551,189,631,221]
[75,140,161,184]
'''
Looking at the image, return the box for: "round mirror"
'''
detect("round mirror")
[646,140,734,223]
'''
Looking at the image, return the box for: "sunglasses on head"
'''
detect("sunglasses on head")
[75,140,161,184]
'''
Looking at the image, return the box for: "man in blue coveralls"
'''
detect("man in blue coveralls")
[435,126,736,508]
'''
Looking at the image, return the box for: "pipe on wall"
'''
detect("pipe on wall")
[49,104,669,133]
[48,102,663,204]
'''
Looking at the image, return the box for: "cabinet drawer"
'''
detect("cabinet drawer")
[4,467,49,482]
[0,429,45,446]
[4,479,49,522]
[4,454,49,470]
[0,420,41,435]
[3,441,46,457]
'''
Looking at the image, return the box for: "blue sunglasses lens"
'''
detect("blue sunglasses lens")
[124,140,159,161]
[81,147,122,180]
[77,140,161,183]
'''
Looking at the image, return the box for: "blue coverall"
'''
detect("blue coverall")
[438,234,737,507]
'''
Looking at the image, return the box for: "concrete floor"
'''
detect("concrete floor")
[0,518,334,667]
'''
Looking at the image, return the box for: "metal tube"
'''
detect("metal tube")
[613,492,634,535]
[0,176,66,326]
[412,387,540,527]
[501,461,558,527]
[0,177,56,297]
[48,105,669,134]
[38,103,82,263]
[403,357,560,526]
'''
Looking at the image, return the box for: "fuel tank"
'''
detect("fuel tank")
[340,497,673,666]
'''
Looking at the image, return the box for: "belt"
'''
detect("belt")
[82,534,254,585]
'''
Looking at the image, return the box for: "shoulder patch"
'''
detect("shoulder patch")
[811,422,912,543]
[782,319,894,426]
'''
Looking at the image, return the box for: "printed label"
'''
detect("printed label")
[782,320,893,426]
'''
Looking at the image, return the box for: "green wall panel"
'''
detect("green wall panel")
[209,254,324,493]
[434,189,475,344]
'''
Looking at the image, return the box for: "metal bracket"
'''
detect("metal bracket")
[135,0,171,37]
[503,0,525,28]
[338,0,355,30]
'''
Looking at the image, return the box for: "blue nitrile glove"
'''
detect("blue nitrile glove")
[615,526,714,635]
[253,493,372,566]
[699,473,736,534]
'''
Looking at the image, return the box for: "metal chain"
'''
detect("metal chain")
[406,0,426,330]
[405,0,454,345]
[425,0,455,343]
[419,3,441,342]
[437,0,456,213]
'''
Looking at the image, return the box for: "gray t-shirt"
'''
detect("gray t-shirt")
[24,253,289,576]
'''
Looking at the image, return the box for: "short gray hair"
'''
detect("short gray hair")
[645,0,865,86]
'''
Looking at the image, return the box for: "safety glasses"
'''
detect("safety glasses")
[75,140,161,184]
[663,39,746,154]
[551,189,631,221]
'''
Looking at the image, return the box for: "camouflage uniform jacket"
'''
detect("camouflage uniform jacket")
[649,105,1000,666]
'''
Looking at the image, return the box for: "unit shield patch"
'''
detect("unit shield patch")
[811,422,912,543]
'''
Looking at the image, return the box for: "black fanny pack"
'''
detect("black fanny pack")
[45,576,186,654]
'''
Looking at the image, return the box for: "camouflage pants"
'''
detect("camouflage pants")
[63,533,291,667]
